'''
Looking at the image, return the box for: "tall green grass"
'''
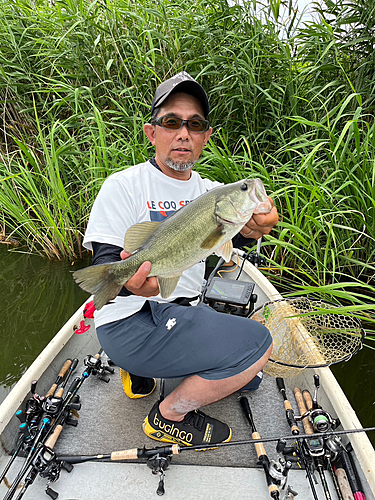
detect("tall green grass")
[0,0,375,339]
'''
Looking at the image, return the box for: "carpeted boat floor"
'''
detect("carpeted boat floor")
[54,359,293,468]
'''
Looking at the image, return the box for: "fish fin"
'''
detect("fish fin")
[214,240,233,262]
[124,221,161,252]
[73,265,123,311]
[200,224,225,250]
[157,275,181,298]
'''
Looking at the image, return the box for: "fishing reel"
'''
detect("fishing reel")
[84,354,114,382]
[32,445,73,499]
[42,396,64,418]
[307,408,340,434]
[268,458,292,489]
[147,453,172,496]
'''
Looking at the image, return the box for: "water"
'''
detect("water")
[0,245,374,446]
[0,245,90,403]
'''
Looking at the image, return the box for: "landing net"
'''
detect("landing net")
[250,297,364,378]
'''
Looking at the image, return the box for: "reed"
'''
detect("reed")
[0,0,374,336]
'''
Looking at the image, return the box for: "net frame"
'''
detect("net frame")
[250,297,365,377]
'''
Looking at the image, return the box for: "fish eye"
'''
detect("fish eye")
[240,183,248,191]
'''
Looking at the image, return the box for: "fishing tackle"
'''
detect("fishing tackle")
[0,359,75,488]
[302,377,340,434]
[2,350,111,500]
[239,395,280,499]
[276,378,299,435]
[283,485,298,500]
[276,378,319,500]
[147,453,172,496]
[333,443,367,500]
[54,425,375,465]
[294,385,333,500]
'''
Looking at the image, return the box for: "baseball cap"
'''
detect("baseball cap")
[151,71,209,119]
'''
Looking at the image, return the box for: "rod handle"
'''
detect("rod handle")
[45,424,63,449]
[340,449,363,495]
[55,387,64,398]
[45,384,58,399]
[335,468,355,500]
[45,359,72,398]
[293,387,314,434]
[276,377,286,393]
[240,396,254,429]
[303,389,314,411]
[111,448,139,460]
[252,431,267,459]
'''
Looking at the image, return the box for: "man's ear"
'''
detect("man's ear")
[204,126,213,146]
[144,123,156,145]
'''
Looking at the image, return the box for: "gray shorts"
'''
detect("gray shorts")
[97,300,272,381]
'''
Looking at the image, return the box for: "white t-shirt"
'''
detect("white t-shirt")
[83,160,220,327]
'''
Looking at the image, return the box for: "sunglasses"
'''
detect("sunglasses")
[152,115,210,132]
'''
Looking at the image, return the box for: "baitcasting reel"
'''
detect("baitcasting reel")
[147,453,172,496]
[84,354,114,383]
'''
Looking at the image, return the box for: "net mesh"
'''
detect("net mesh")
[250,297,364,378]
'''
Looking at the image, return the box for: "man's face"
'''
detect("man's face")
[144,92,212,178]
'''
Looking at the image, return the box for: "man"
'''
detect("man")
[83,71,279,447]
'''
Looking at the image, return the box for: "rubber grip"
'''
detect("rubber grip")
[293,387,314,435]
[45,424,63,449]
[240,396,254,428]
[336,468,355,500]
[276,377,286,392]
[70,358,79,370]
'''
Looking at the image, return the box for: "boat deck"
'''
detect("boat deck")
[1,258,374,499]
[0,359,342,499]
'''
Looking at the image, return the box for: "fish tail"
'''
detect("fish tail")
[73,264,124,311]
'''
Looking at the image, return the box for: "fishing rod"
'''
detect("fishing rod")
[294,385,333,500]
[276,378,320,500]
[3,350,112,500]
[276,378,299,436]
[239,394,280,499]
[48,425,375,498]
[54,425,375,465]
[298,375,365,500]
[3,379,78,500]
[302,379,345,500]
[0,358,74,487]
[333,442,367,500]
[13,426,68,500]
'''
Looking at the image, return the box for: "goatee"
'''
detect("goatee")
[165,158,195,172]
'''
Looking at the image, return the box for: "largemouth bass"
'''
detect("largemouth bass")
[73,178,272,310]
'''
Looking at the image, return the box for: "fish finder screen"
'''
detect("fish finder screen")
[205,278,255,306]
[210,281,244,300]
